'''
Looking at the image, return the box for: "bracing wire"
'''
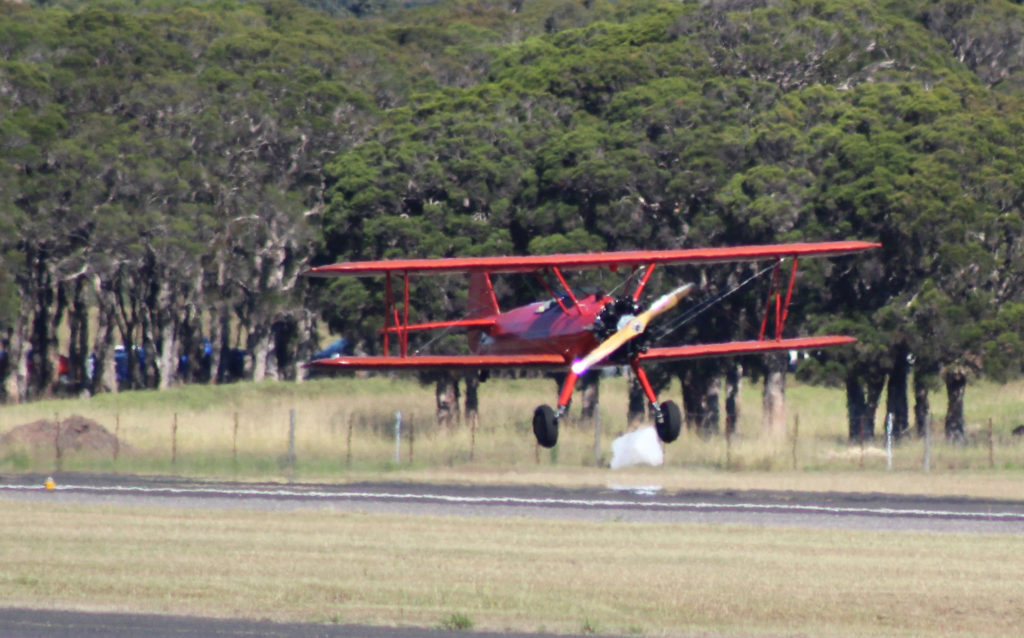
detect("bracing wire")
[649,260,781,344]
[409,260,781,354]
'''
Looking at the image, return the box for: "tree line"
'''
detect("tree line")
[2,0,1024,442]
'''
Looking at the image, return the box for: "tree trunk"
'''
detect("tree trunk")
[292,309,318,382]
[148,276,179,391]
[865,373,886,438]
[681,368,720,436]
[627,368,647,424]
[886,343,910,439]
[762,353,787,438]
[91,315,117,396]
[579,371,599,424]
[913,367,932,438]
[67,276,90,395]
[943,367,967,442]
[2,312,30,403]
[176,309,199,384]
[29,262,61,399]
[846,368,885,441]
[680,368,703,432]
[249,324,273,383]
[463,371,480,429]
[846,371,867,441]
[155,317,178,389]
[211,307,232,383]
[113,269,143,390]
[271,318,298,381]
[435,372,460,429]
[703,374,721,434]
[90,273,118,395]
[724,362,742,436]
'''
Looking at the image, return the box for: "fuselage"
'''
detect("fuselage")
[471,293,614,362]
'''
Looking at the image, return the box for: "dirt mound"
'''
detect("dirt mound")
[0,414,123,457]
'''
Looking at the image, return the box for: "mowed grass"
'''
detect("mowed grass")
[1,499,1021,637]
[2,374,1024,494]
[2,378,1024,637]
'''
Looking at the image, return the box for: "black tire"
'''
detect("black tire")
[533,405,559,448]
[655,400,682,443]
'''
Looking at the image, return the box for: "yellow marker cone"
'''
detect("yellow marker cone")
[44,476,55,491]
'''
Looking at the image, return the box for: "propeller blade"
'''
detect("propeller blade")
[571,283,694,376]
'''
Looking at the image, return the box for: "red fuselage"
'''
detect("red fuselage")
[471,294,614,362]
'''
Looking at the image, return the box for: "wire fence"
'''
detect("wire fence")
[2,404,1022,477]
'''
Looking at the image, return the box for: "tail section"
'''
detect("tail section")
[467,272,500,318]
[467,272,499,354]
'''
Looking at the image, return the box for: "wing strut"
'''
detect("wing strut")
[631,264,656,301]
[383,271,412,356]
[758,258,799,342]
[534,267,579,314]
[384,272,392,355]
[551,267,579,309]
[402,271,410,356]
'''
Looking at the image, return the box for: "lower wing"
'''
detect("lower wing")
[637,335,855,362]
[307,354,567,371]
[307,336,854,371]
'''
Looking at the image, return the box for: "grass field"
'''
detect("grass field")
[2,377,1024,636]
[1,499,1021,637]
[2,374,1023,485]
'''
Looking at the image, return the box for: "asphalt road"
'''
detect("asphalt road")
[0,608,581,638]
[3,472,1024,533]
[2,473,1023,637]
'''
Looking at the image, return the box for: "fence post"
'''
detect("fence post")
[54,412,62,473]
[859,415,866,470]
[232,412,239,467]
[725,424,731,470]
[988,417,995,469]
[922,413,931,472]
[791,413,799,471]
[113,411,120,462]
[394,411,402,464]
[885,412,893,471]
[171,412,178,468]
[470,414,476,463]
[287,409,296,477]
[346,413,354,467]
[408,416,414,464]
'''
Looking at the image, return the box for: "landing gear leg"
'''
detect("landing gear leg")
[533,371,580,448]
[630,361,681,444]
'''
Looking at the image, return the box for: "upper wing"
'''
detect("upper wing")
[305,241,879,278]
[307,353,568,371]
[637,335,856,363]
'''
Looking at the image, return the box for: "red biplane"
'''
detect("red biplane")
[305,241,877,448]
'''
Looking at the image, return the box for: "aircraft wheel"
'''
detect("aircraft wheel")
[533,405,559,448]
[655,400,682,443]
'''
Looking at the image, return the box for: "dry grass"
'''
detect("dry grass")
[0,499,1021,637]
[2,375,1024,492]
[3,378,1023,636]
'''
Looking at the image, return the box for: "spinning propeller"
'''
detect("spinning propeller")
[571,283,695,376]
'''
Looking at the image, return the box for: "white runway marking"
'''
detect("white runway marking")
[3,482,1023,522]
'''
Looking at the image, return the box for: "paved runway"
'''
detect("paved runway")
[0,608,581,638]
[3,472,1024,534]
[3,473,1023,637]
